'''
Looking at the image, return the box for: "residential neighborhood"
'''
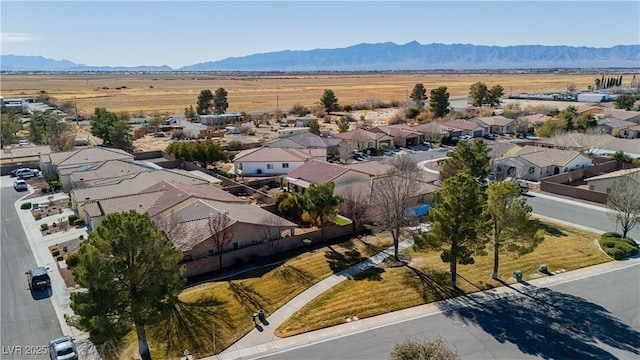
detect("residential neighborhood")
[2,75,640,360]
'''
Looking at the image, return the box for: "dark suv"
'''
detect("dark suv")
[25,267,51,290]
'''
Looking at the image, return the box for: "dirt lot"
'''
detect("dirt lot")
[1,72,623,117]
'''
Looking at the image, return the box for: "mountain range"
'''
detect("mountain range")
[2,42,639,72]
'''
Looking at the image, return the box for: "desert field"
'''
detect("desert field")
[1,72,635,117]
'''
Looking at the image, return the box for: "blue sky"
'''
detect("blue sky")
[2,1,639,68]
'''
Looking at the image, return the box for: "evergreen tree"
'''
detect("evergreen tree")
[320,89,339,113]
[68,211,185,360]
[308,119,320,135]
[213,87,229,115]
[197,89,214,115]
[429,86,450,118]
[410,83,427,108]
[414,173,486,287]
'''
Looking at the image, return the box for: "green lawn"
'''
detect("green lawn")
[334,215,353,226]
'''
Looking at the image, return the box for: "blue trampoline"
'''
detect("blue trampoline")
[409,204,431,216]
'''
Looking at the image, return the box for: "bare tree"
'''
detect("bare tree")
[369,154,423,260]
[259,215,293,254]
[607,172,640,238]
[336,140,357,164]
[208,211,236,269]
[336,182,370,233]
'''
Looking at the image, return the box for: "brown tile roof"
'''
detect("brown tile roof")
[45,147,133,168]
[489,143,520,159]
[514,146,584,167]
[602,109,640,122]
[412,122,449,134]
[71,169,208,203]
[518,113,552,124]
[474,116,514,126]
[0,145,52,160]
[234,147,323,162]
[331,129,388,141]
[344,161,394,176]
[442,120,485,131]
[156,200,297,251]
[286,160,353,184]
[370,125,422,138]
[597,117,637,130]
[266,133,342,148]
[84,190,165,217]
[66,159,152,179]
[142,181,246,217]
[586,168,640,182]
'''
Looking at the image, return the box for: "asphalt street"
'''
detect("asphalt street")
[256,263,640,360]
[1,176,62,359]
[525,193,619,234]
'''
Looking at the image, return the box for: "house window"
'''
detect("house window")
[233,241,243,250]
[528,167,535,174]
[282,163,289,168]
[207,249,218,256]
[267,164,273,170]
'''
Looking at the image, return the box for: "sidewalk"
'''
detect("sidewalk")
[213,257,639,360]
[14,187,90,342]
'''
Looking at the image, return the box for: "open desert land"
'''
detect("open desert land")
[1,72,633,117]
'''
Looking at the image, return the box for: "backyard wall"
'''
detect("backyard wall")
[539,159,620,203]
[183,224,363,278]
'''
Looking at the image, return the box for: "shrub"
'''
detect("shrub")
[227,140,243,151]
[74,219,85,226]
[599,234,639,260]
[49,181,61,191]
[51,249,60,257]
[68,214,78,223]
[601,232,622,238]
[68,201,72,207]
[21,202,32,210]
[56,255,64,262]
[65,253,79,267]
[79,235,84,240]
[40,223,49,230]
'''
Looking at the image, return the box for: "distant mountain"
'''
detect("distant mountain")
[0,55,173,72]
[2,42,639,72]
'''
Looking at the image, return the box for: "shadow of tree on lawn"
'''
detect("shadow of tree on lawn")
[442,285,640,359]
[325,245,366,272]
[539,222,567,237]
[228,281,269,314]
[273,263,314,285]
[404,265,463,302]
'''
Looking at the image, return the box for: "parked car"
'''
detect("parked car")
[14,168,39,179]
[48,336,78,360]
[18,139,29,146]
[14,179,28,191]
[25,267,50,290]
[460,135,473,141]
[483,133,496,140]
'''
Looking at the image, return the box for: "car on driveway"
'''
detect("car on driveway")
[13,168,40,179]
[48,336,78,360]
[25,267,51,290]
[14,179,28,191]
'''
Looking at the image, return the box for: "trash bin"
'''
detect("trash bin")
[258,308,265,321]
[513,270,522,282]
[539,264,548,272]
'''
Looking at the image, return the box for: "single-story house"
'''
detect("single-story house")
[369,125,422,147]
[331,129,393,150]
[1,144,52,175]
[198,113,244,128]
[472,116,516,134]
[265,132,342,157]
[39,147,134,189]
[156,199,297,277]
[285,159,371,192]
[232,147,326,176]
[517,114,552,130]
[70,169,209,214]
[493,145,593,181]
[575,104,608,117]
[82,180,247,231]
[596,117,640,138]
[66,159,155,189]
[441,120,487,138]
[585,168,640,193]
[601,109,640,124]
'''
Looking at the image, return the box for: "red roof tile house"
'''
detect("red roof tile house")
[472,116,516,134]
[441,119,488,138]
[369,125,422,147]
[285,159,371,192]
[331,129,394,150]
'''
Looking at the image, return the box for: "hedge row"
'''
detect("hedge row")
[599,233,639,260]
